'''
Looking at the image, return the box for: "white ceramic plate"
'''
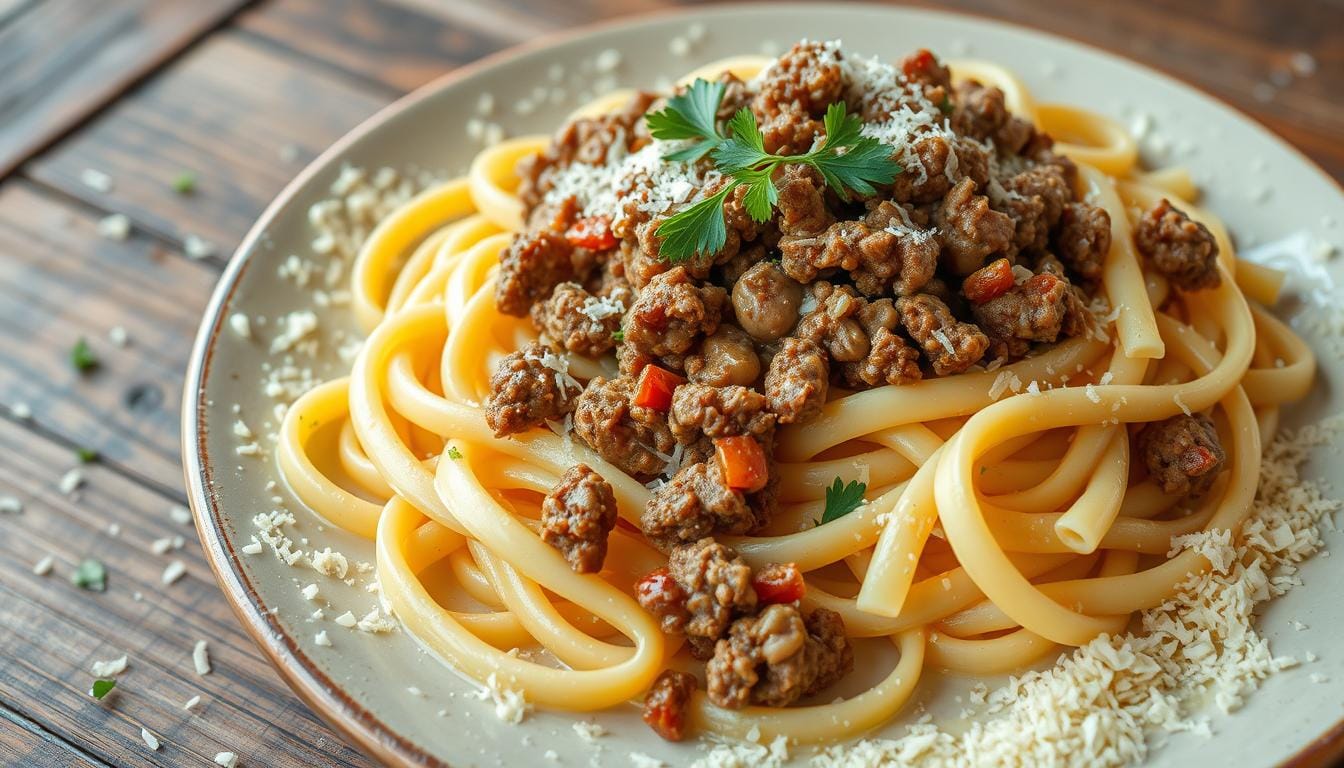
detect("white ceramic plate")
[183,5,1344,766]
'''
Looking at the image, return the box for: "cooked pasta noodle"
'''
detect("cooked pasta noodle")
[275,44,1315,747]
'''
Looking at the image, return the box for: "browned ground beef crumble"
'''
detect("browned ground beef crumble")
[486,41,1228,735]
[539,464,617,573]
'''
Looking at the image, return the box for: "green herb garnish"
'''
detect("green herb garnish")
[90,679,116,700]
[72,558,106,592]
[172,171,197,195]
[938,95,954,115]
[645,82,902,262]
[71,338,98,373]
[77,448,99,463]
[611,329,624,343]
[644,78,728,163]
[820,477,867,525]
[447,446,463,460]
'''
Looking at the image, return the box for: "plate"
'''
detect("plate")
[182,5,1344,766]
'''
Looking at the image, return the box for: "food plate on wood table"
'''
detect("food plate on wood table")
[182,5,1344,767]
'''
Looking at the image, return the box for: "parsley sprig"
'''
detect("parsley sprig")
[644,79,902,263]
[820,477,867,525]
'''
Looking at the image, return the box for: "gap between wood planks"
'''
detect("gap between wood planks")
[0,701,114,768]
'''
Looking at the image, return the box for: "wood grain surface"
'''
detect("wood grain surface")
[0,0,1339,766]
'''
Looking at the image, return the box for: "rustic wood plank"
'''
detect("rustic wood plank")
[0,705,107,768]
[235,0,512,94]
[0,0,252,178]
[0,416,374,768]
[0,180,219,494]
[24,31,390,257]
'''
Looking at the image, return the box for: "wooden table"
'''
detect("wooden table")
[0,1,1339,765]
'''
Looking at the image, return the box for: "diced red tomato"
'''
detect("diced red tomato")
[1181,445,1219,477]
[564,216,618,251]
[713,435,769,493]
[632,364,684,412]
[635,567,685,608]
[901,48,939,81]
[962,258,1015,304]
[1025,272,1062,295]
[752,562,806,605]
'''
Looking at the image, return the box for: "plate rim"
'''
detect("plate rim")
[179,4,1344,767]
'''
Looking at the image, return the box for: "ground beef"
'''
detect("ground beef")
[717,72,753,123]
[624,266,728,359]
[641,461,753,552]
[668,538,757,646]
[1133,198,1221,291]
[897,294,990,375]
[761,111,825,156]
[780,200,939,297]
[540,464,617,573]
[972,272,1073,347]
[484,342,579,436]
[515,92,656,213]
[935,177,1014,275]
[951,80,1033,154]
[573,376,676,477]
[764,338,829,423]
[529,282,630,357]
[1054,202,1111,282]
[635,567,689,634]
[705,605,853,709]
[669,384,775,445]
[496,231,586,317]
[629,180,762,274]
[1137,413,1227,496]
[1004,164,1073,229]
[775,164,833,237]
[890,136,952,204]
[795,282,871,364]
[842,298,923,387]
[643,670,698,741]
[753,40,846,118]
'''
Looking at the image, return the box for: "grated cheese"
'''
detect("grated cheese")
[184,695,201,711]
[314,630,332,647]
[90,655,128,677]
[32,554,54,576]
[161,560,186,585]
[192,640,211,675]
[480,672,530,724]
[140,727,160,751]
[213,752,238,768]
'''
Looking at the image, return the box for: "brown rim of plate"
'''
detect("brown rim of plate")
[180,4,1344,767]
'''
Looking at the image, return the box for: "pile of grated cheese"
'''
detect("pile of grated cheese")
[796,413,1342,768]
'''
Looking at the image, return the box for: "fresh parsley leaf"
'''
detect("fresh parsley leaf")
[805,102,901,200]
[821,477,867,524]
[72,558,106,592]
[90,678,116,700]
[77,447,99,463]
[712,107,771,172]
[71,338,98,373]
[447,446,463,460]
[646,78,727,162]
[172,171,197,195]
[809,137,901,201]
[611,329,624,343]
[655,185,733,262]
[939,95,954,115]
[644,89,901,262]
[737,167,778,224]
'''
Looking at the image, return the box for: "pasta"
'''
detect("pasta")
[275,41,1316,749]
